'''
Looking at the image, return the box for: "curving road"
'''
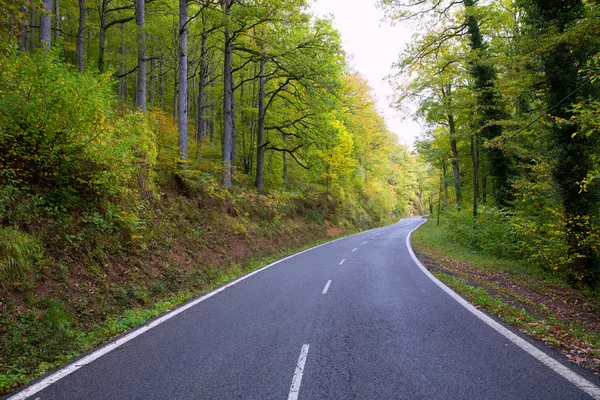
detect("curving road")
[7,217,600,400]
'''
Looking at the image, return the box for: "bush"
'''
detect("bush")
[0,50,115,209]
[445,207,519,258]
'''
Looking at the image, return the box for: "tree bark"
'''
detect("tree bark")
[448,113,462,208]
[159,56,164,108]
[230,73,237,171]
[76,0,85,72]
[464,0,511,207]
[28,8,36,51]
[53,0,59,43]
[40,0,52,49]
[178,0,189,169]
[18,6,28,51]
[197,23,208,143]
[98,0,107,72]
[149,57,156,107]
[255,57,266,194]
[118,24,125,105]
[135,0,146,112]
[471,133,479,217]
[221,0,233,188]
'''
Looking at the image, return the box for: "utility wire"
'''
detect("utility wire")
[485,77,593,155]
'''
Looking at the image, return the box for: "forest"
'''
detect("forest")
[381,0,600,288]
[0,0,428,393]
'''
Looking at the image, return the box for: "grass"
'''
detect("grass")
[412,219,600,374]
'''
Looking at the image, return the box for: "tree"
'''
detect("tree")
[519,0,600,284]
[135,0,146,112]
[40,0,52,49]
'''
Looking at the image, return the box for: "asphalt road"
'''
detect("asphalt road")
[8,217,600,400]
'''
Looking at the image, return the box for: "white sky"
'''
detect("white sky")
[309,0,422,148]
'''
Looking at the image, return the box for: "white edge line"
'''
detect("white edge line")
[287,344,310,400]
[322,280,332,294]
[8,222,393,400]
[339,258,345,265]
[406,220,600,400]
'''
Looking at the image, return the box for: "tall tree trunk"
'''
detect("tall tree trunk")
[464,0,511,207]
[40,0,52,49]
[135,0,146,112]
[178,0,189,169]
[18,6,28,51]
[118,24,125,105]
[28,8,36,51]
[230,73,237,172]
[221,0,233,188]
[149,57,156,107]
[53,0,59,43]
[76,0,85,72]
[471,133,479,217]
[282,133,288,187]
[448,113,462,207]
[159,55,164,108]
[255,57,266,194]
[98,0,107,72]
[197,23,208,142]
[441,157,449,206]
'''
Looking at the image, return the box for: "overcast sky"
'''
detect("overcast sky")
[309,0,422,147]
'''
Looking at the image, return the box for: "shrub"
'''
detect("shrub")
[0,50,115,210]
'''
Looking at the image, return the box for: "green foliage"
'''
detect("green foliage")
[444,207,519,259]
[0,50,115,210]
[0,227,42,289]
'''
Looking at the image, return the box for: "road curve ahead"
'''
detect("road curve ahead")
[7,217,600,400]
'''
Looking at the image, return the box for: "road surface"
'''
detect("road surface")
[7,217,600,400]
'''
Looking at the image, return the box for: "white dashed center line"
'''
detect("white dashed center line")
[339,258,345,265]
[352,248,357,252]
[322,280,332,294]
[287,344,310,400]
[362,241,367,245]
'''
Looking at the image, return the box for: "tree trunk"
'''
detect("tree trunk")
[197,21,208,142]
[76,0,85,72]
[53,0,59,44]
[471,133,479,217]
[221,0,233,188]
[441,157,449,206]
[135,0,146,112]
[255,57,266,194]
[282,133,288,187]
[98,0,107,72]
[230,73,237,172]
[159,56,164,108]
[40,0,52,49]
[464,0,511,207]
[28,8,36,51]
[178,0,189,169]
[149,57,156,107]
[18,6,28,51]
[118,24,125,105]
[448,113,462,207]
